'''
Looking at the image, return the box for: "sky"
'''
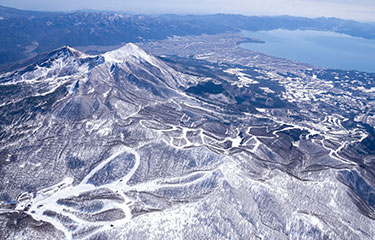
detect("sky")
[1,0,375,22]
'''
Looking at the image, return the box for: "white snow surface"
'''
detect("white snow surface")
[104,43,158,65]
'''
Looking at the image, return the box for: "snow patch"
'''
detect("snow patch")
[224,68,259,87]
[259,87,275,94]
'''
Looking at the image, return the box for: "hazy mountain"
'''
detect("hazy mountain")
[0,6,232,66]
[1,5,375,67]
[161,14,375,38]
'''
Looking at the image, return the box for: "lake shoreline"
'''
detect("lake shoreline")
[240,29,375,73]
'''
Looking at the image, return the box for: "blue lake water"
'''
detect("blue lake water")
[241,30,375,73]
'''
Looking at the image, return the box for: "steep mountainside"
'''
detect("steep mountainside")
[0,43,375,239]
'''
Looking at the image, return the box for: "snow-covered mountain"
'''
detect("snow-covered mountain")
[0,43,375,240]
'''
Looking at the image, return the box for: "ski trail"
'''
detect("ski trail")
[16,143,216,240]
[20,145,140,240]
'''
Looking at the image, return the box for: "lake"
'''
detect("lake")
[241,29,375,73]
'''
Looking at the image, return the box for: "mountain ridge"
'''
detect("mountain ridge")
[1,5,375,67]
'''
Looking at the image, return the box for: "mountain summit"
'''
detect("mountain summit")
[104,43,156,64]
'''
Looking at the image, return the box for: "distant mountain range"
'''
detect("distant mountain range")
[162,13,375,38]
[1,5,375,66]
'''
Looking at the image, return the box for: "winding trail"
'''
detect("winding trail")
[20,145,140,239]
[15,143,217,240]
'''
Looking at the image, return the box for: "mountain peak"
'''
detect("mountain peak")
[103,43,157,65]
[50,46,90,59]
